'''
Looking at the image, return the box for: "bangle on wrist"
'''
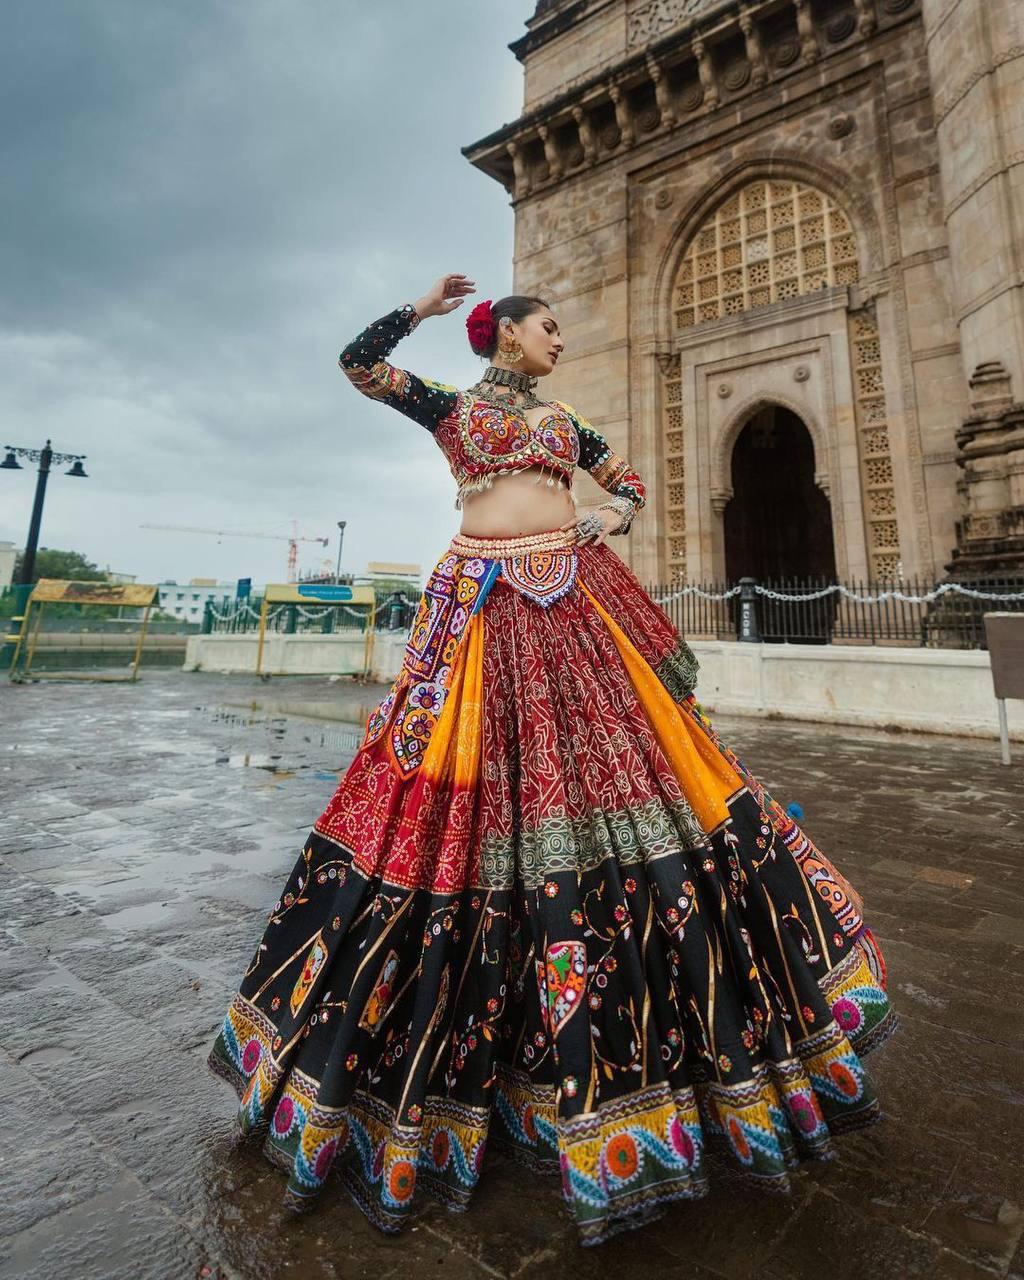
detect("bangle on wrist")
[597,495,637,535]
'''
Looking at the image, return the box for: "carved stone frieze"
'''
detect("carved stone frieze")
[723,60,752,91]
[626,0,716,47]
[772,39,801,68]
[638,106,663,132]
[827,112,856,139]
[679,82,705,111]
[826,13,857,43]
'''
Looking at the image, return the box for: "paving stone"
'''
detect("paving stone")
[0,669,1021,1279]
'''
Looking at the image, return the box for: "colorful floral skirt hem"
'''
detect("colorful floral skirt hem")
[207,527,899,1247]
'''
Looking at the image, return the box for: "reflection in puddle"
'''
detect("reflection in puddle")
[194,704,362,777]
[216,752,287,771]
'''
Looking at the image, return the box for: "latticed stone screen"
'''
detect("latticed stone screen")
[662,179,900,581]
[848,305,901,579]
[660,354,686,580]
[673,180,860,328]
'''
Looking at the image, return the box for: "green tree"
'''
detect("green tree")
[12,547,107,582]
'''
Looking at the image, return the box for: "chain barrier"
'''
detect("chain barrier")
[653,584,743,605]
[206,601,279,624]
[754,582,1024,605]
[294,604,376,621]
[654,581,1024,606]
[206,600,377,628]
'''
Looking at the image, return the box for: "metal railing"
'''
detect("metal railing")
[202,589,418,635]
[199,575,1024,650]
[646,573,1024,649]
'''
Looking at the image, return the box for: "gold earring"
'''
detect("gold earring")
[496,318,524,365]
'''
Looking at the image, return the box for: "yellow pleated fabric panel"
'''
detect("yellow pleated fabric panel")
[578,579,742,833]
[418,610,484,790]
[451,609,484,790]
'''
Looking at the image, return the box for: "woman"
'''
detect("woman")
[208,272,898,1247]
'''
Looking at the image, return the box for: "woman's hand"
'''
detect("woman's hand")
[413,273,476,320]
[558,505,622,546]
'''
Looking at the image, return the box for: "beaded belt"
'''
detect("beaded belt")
[449,526,575,559]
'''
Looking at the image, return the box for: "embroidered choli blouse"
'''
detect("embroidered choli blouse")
[338,303,646,533]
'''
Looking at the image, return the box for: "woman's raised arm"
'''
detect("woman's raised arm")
[338,274,476,433]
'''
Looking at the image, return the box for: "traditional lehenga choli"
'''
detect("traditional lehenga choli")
[207,302,899,1247]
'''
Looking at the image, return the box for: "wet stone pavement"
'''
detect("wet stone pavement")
[0,670,1022,1280]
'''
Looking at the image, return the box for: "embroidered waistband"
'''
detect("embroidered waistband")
[449,526,575,559]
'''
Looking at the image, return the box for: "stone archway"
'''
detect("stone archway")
[723,404,837,583]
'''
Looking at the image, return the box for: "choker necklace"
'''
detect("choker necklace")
[468,364,546,411]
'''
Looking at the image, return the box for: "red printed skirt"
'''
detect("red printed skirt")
[208,526,898,1247]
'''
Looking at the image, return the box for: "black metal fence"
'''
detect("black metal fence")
[643,574,1024,649]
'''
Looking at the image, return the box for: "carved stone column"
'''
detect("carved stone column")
[948,363,1024,574]
[852,0,877,38]
[506,139,531,199]
[645,53,677,128]
[691,35,720,110]
[739,8,768,90]
[571,105,597,165]
[794,0,820,64]
[537,123,562,183]
[608,83,635,148]
[921,0,1024,573]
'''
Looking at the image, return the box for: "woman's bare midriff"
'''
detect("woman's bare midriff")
[457,466,576,537]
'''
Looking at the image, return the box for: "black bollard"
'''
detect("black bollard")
[737,577,761,642]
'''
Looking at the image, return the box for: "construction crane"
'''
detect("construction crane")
[140,521,330,582]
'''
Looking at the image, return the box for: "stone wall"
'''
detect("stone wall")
[182,629,1024,742]
[466,0,976,583]
[921,0,1024,573]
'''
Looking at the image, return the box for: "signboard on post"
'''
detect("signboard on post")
[8,579,159,683]
[30,581,157,607]
[255,583,378,678]
[984,612,1024,765]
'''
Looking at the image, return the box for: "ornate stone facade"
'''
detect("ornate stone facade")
[462,0,1024,582]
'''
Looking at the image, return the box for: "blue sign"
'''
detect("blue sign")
[236,577,252,599]
[296,584,354,601]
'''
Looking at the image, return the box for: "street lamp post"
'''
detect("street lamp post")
[1,439,89,585]
[335,520,347,585]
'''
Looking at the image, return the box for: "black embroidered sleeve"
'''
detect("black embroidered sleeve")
[338,303,460,432]
[555,401,647,536]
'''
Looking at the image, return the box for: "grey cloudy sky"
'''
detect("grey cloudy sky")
[0,1,535,585]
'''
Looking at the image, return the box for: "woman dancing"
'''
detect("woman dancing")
[208,272,898,1246]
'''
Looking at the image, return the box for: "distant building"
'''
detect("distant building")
[157,579,237,624]
[365,561,422,580]
[0,542,15,590]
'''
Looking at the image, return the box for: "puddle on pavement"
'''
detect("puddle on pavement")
[193,704,362,777]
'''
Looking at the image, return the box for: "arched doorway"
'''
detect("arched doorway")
[724,404,836,582]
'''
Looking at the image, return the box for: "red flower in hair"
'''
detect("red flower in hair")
[466,298,496,353]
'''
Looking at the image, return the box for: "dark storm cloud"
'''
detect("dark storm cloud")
[0,1,533,583]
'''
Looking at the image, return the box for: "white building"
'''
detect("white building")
[0,542,16,590]
[157,579,238,625]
